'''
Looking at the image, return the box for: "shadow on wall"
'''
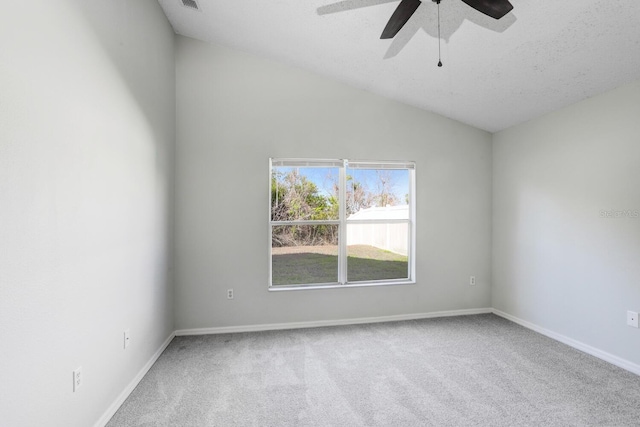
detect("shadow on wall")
[74,0,175,164]
[317,0,517,59]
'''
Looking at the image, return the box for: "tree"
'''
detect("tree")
[271,167,404,247]
[271,169,337,246]
[346,175,372,216]
[372,170,400,207]
[271,171,288,222]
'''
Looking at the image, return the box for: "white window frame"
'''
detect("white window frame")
[269,158,416,291]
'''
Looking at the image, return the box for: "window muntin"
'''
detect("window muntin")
[269,159,415,289]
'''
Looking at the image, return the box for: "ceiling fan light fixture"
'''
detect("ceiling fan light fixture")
[380,0,513,40]
[377,0,514,66]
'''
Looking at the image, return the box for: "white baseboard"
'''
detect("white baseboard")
[492,309,640,376]
[174,308,493,336]
[94,332,176,427]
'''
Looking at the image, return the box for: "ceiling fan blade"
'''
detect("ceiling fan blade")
[460,0,513,19]
[380,0,422,39]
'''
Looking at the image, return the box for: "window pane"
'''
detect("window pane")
[345,168,409,219]
[271,166,339,221]
[346,223,409,282]
[269,158,414,288]
[271,225,339,286]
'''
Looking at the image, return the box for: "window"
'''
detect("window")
[269,158,415,289]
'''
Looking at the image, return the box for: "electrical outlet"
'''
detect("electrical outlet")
[627,311,638,328]
[227,289,234,300]
[73,367,82,392]
[124,329,130,349]
[470,276,476,286]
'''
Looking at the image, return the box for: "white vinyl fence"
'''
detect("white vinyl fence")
[347,205,409,256]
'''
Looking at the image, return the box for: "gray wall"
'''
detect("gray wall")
[0,1,175,426]
[175,37,493,330]
[492,80,640,366]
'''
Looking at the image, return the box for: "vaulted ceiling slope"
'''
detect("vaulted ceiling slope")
[158,0,640,132]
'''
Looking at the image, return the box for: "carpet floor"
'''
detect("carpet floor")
[106,314,640,426]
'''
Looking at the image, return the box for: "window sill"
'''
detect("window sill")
[268,280,416,292]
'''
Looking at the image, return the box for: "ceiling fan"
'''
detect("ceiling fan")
[380,0,513,39]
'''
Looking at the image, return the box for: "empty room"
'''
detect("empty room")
[2,0,640,426]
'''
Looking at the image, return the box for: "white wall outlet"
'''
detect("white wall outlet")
[124,329,131,349]
[627,311,638,328]
[73,367,82,392]
[470,276,476,286]
[227,289,234,300]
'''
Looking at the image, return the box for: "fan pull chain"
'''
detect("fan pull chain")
[436,0,442,67]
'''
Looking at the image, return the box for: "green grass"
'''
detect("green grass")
[271,245,408,286]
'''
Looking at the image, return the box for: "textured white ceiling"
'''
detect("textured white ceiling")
[158,0,640,132]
